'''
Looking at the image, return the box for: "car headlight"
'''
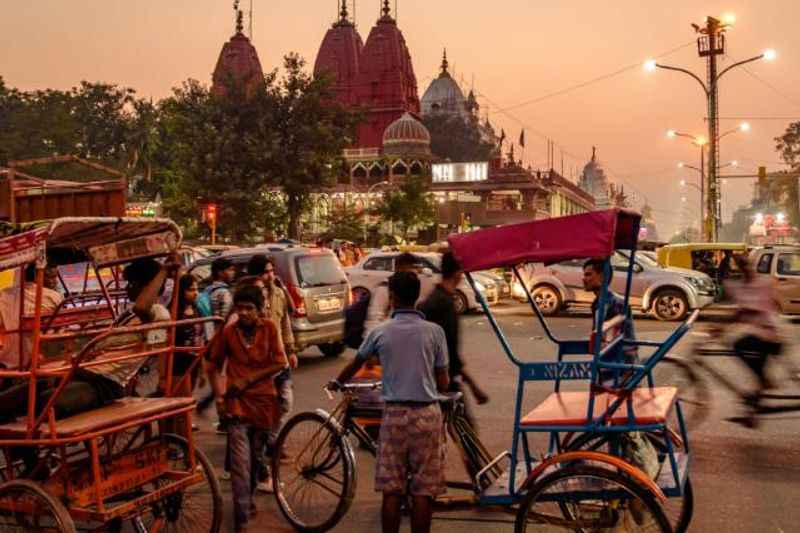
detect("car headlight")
[685,277,701,288]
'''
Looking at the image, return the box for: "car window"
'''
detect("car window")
[756,253,773,274]
[364,257,393,271]
[559,259,585,268]
[777,253,800,276]
[295,254,347,287]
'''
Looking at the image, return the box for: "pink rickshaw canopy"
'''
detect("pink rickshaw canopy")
[447,209,642,272]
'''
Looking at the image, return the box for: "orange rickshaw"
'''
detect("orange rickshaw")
[0,217,222,532]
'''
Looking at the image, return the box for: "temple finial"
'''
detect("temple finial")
[234,0,244,33]
[340,0,349,21]
[382,0,391,18]
[440,48,449,74]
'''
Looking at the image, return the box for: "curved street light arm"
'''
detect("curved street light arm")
[656,63,709,96]
[716,55,764,83]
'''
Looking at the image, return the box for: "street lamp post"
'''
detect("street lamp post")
[645,15,775,241]
[670,130,707,239]
[364,180,390,244]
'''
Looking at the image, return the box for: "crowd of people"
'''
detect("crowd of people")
[0,242,790,532]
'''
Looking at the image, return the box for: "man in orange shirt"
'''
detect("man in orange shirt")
[206,285,288,533]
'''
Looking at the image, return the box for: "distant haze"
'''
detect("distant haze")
[2,0,798,236]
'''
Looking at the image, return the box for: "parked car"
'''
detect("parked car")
[345,252,499,314]
[750,245,800,314]
[514,251,716,321]
[178,245,211,268]
[477,270,512,300]
[189,245,349,356]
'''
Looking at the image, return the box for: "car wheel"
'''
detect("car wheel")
[453,291,469,315]
[531,284,561,316]
[652,289,689,321]
[351,286,370,302]
[319,342,346,358]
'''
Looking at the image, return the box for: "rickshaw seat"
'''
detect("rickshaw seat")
[520,387,678,427]
[0,396,195,438]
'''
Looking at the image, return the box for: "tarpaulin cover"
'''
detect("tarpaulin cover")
[448,209,642,272]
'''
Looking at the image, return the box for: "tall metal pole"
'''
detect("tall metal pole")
[700,145,705,239]
[704,17,722,242]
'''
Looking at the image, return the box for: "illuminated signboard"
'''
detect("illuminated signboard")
[432,162,488,183]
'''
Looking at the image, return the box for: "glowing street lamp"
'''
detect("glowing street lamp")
[645,15,775,241]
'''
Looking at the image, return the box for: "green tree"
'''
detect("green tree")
[773,122,800,227]
[423,113,495,162]
[265,54,360,239]
[376,176,435,239]
[322,204,365,243]
[156,78,277,241]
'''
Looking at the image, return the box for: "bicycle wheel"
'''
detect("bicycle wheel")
[273,411,356,532]
[125,433,223,532]
[660,356,710,430]
[0,479,76,532]
[515,465,671,532]
[566,432,693,532]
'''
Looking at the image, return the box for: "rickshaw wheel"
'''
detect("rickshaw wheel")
[127,434,222,533]
[514,465,671,533]
[0,479,76,532]
[273,411,356,533]
[565,432,693,533]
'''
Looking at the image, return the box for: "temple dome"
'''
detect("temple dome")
[313,1,363,105]
[382,112,430,156]
[211,30,264,98]
[421,50,467,118]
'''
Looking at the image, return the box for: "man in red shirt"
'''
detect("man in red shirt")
[206,285,288,533]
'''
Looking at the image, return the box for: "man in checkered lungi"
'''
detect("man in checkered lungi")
[331,271,450,533]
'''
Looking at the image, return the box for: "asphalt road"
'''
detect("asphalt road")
[194,302,800,532]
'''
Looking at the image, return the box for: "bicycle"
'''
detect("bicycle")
[271,381,502,532]
[662,326,800,429]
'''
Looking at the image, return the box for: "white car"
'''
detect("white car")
[345,252,499,314]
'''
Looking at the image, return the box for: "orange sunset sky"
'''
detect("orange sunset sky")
[2,0,799,236]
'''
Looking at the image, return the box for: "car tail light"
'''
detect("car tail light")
[286,284,307,318]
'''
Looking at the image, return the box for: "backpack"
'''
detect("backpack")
[197,285,225,317]
[343,291,371,350]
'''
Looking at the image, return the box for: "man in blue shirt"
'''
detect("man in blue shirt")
[331,271,449,533]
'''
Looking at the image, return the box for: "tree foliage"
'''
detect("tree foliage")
[422,113,495,162]
[265,54,360,239]
[375,176,435,239]
[321,204,365,243]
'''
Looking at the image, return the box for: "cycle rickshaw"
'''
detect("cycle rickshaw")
[273,209,696,532]
[0,217,222,532]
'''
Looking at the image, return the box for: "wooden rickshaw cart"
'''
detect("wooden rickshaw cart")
[0,217,222,532]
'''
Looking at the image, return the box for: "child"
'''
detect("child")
[205,285,288,533]
[174,273,204,395]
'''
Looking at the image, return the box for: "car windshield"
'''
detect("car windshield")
[296,254,347,287]
[618,251,659,269]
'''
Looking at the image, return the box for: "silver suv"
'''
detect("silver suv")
[516,251,715,321]
[189,245,349,357]
[750,246,800,314]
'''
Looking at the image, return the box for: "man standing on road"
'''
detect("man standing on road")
[203,257,236,339]
[331,271,450,533]
[418,251,488,427]
[206,285,288,533]
[239,254,298,491]
[582,259,658,480]
[364,252,418,334]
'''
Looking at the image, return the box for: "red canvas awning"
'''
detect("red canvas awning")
[448,209,642,272]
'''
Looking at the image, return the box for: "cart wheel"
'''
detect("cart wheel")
[514,465,671,533]
[130,434,222,532]
[273,411,356,532]
[0,479,76,532]
[565,432,693,532]
[659,355,710,430]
